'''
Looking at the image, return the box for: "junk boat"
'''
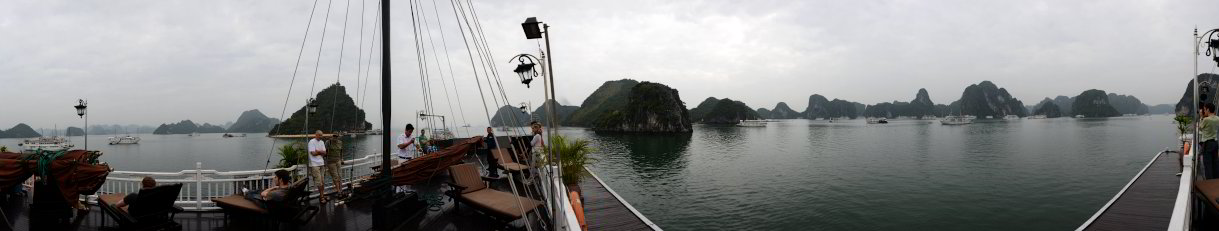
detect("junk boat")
[3,1,660,231]
[107,135,140,144]
[16,136,74,152]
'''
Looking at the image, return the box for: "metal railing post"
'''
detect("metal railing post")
[196,162,203,210]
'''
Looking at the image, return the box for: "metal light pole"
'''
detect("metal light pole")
[75,99,88,151]
[521,16,562,230]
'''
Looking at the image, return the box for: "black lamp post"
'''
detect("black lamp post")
[74,99,87,151]
[522,16,563,230]
[305,98,318,134]
[512,56,538,88]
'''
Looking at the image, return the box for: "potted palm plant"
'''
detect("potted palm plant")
[547,135,597,195]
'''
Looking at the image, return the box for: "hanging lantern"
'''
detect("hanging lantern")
[74,99,87,118]
[307,98,319,114]
[513,56,538,88]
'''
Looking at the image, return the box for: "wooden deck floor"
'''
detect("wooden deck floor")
[579,173,658,231]
[1081,151,1180,231]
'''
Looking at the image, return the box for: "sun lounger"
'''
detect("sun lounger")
[211,179,317,228]
[97,183,185,231]
[446,163,542,227]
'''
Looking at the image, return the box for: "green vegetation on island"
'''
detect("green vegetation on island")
[1033,100,1063,118]
[689,98,760,124]
[226,109,280,133]
[0,124,40,138]
[1071,89,1122,118]
[269,83,371,135]
[566,79,640,127]
[593,81,692,133]
[66,127,85,136]
[956,81,1028,118]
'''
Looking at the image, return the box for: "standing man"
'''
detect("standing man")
[307,130,329,203]
[396,124,416,162]
[483,127,500,178]
[324,134,345,198]
[1202,103,1219,179]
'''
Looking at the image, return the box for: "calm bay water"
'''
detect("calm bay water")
[0,116,1175,230]
[563,115,1176,231]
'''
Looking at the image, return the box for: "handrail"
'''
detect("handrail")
[82,153,384,211]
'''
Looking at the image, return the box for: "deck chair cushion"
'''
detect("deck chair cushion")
[492,149,529,172]
[212,194,270,214]
[450,163,488,194]
[1195,179,1219,210]
[461,189,542,219]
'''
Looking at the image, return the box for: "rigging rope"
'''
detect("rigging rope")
[428,0,472,137]
[329,0,353,133]
[419,0,463,136]
[263,0,323,174]
[359,1,382,113]
[306,0,336,135]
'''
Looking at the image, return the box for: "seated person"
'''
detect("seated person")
[244,169,293,209]
[115,176,157,209]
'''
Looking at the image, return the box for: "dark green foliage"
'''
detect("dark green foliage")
[1034,101,1063,118]
[768,102,800,119]
[687,97,720,121]
[956,81,1028,118]
[490,105,531,127]
[756,108,772,119]
[696,98,760,124]
[269,83,371,135]
[1175,73,1219,117]
[861,89,937,119]
[1107,93,1148,115]
[1072,89,1122,118]
[153,120,225,134]
[276,143,307,168]
[566,79,640,126]
[0,124,40,138]
[65,127,85,136]
[227,109,280,133]
[802,94,831,119]
[531,99,580,126]
[594,82,692,132]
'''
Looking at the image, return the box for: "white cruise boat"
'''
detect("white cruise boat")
[1003,115,1019,120]
[865,117,889,124]
[1028,115,1047,119]
[940,116,973,125]
[17,136,75,152]
[107,135,140,145]
[737,119,767,127]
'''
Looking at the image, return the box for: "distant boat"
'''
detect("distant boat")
[1074,115,1085,118]
[108,135,141,145]
[365,129,384,135]
[940,116,973,125]
[17,136,74,152]
[221,133,246,138]
[1003,115,1019,120]
[866,118,889,124]
[737,119,767,127]
[461,124,471,128]
[984,116,994,119]
[1028,115,1047,119]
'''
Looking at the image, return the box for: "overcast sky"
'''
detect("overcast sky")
[2,0,1218,131]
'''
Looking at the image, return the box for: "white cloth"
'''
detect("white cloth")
[531,133,544,148]
[307,138,326,167]
[396,133,416,159]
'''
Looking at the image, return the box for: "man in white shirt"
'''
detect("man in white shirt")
[307,130,328,203]
[396,124,416,161]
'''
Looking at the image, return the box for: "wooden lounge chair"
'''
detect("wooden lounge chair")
[97,183,185,231]
[492,148,531,173]
[446,163,542,227]
[211,179,318,228]
[1195,179,1219,211]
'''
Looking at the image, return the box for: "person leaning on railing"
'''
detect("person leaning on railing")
[1201,103,1219,179]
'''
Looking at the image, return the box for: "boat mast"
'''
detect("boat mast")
[375,0,392,229]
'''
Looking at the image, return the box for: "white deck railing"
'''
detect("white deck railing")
[19,154,386,211]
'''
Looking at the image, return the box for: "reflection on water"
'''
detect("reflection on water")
[563,116,1176,231]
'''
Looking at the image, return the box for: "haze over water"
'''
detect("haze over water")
[0,116,1176,230]
[567,116,1176,230]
